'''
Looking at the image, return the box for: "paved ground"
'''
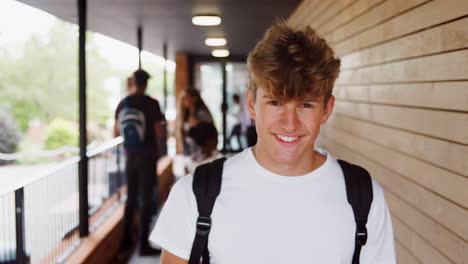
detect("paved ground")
[128,250,161,264]
[120,212,162,264]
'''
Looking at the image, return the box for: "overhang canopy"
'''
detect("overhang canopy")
[17,0,301,59]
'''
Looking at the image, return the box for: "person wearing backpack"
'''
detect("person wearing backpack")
[114,69,164,256]
[150,22,396,264]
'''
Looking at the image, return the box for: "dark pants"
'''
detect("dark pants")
[122,155,157,247]
[228,124,242,150]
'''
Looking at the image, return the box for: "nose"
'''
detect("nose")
[280,107,300,133]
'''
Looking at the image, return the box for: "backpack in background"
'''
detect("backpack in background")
[118,97,146,152]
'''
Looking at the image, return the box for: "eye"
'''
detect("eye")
[268,100,280,106]
[301,103,313,108]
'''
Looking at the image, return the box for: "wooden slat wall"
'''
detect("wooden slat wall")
[289,1,468,263]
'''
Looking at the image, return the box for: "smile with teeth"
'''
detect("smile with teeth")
[275,134,300,143]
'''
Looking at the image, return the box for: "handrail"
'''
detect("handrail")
[0,145,80,161]
[0,138,123,161]
[86,137,123,158]
[0,157,80,198]
[0,137,123,197]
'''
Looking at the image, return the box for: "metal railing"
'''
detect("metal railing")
[0,137,124,264]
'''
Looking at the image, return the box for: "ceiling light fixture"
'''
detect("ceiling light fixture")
[205,38,227,46]
[212,49,230,57]
[192,15,221,26]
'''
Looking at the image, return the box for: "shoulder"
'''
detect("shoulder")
[115,97,128,115]
[196,108,212,121]
[370,179,387,209]
[170,173,194,197]
[219,148,254,182]
[162,173,198,215]
[146,95,159,104]
[118,96,129,106]
[224,148,251,167]
[148,96,163,111]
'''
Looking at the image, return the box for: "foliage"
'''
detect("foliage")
[0,106,21,165]
[0,20,113,132]
[44,119,78,150]
[16,139,51,165]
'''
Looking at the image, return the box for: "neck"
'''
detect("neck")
[134,89,145,95]
[251,145,325,176]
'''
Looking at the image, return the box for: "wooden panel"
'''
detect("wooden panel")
[300,0,337,29]
[393,217,452,264]
[317,0,385,35]
[334,101,468,145]
[289,0,327,28]
[175,53,189,154]
[321,126,468,207]
[157,156,173,206]
[321,126,468,240]
[333,0,468,55]
[340,17,468,69]
[337,49,468,84]
[328,114,468,177]
[175,53,189,98]
[334,81,468,112]
[386,191,468,264]
[319,139,468,264]
[288,0,319,27]
[325,0,429,44]
[290,1,468,263]
[308,0,356,29]
[395,241,422,264]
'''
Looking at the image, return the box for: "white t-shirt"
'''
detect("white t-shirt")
[150,148,396,264]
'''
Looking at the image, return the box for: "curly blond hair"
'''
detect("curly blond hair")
[247,22,340,105]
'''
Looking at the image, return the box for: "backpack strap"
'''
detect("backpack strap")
[189,157,227,264]
[338,160,373,264]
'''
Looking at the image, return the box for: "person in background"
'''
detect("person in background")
[114,69,164,256]
[184,122,220,174]
[227,94,243,151]
[245,117,257,147]
[126,76,135,95]
[175,88,214,156]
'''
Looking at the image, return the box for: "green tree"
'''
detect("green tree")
[0,19,113,131]
[44,119,78,150]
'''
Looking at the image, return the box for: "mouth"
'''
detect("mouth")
[273,133,301,144]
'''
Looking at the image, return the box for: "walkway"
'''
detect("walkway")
[128,252,161,264]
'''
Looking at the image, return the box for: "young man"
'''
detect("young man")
[151,23,395,263]
[114,69,164,256]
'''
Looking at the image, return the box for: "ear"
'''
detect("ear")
[321,95,335,124]
[246,89,256,120]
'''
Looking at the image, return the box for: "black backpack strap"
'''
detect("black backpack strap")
[189,157,227,264]
[338,160,373,264]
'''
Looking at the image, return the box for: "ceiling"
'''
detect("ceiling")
[17,0,302,60]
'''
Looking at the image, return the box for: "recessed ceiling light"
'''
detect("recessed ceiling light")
[205,38,227,46]
[192,15,221,26]
[212,49,230,57]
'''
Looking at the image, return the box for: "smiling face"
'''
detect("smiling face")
[247,87,334,175]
